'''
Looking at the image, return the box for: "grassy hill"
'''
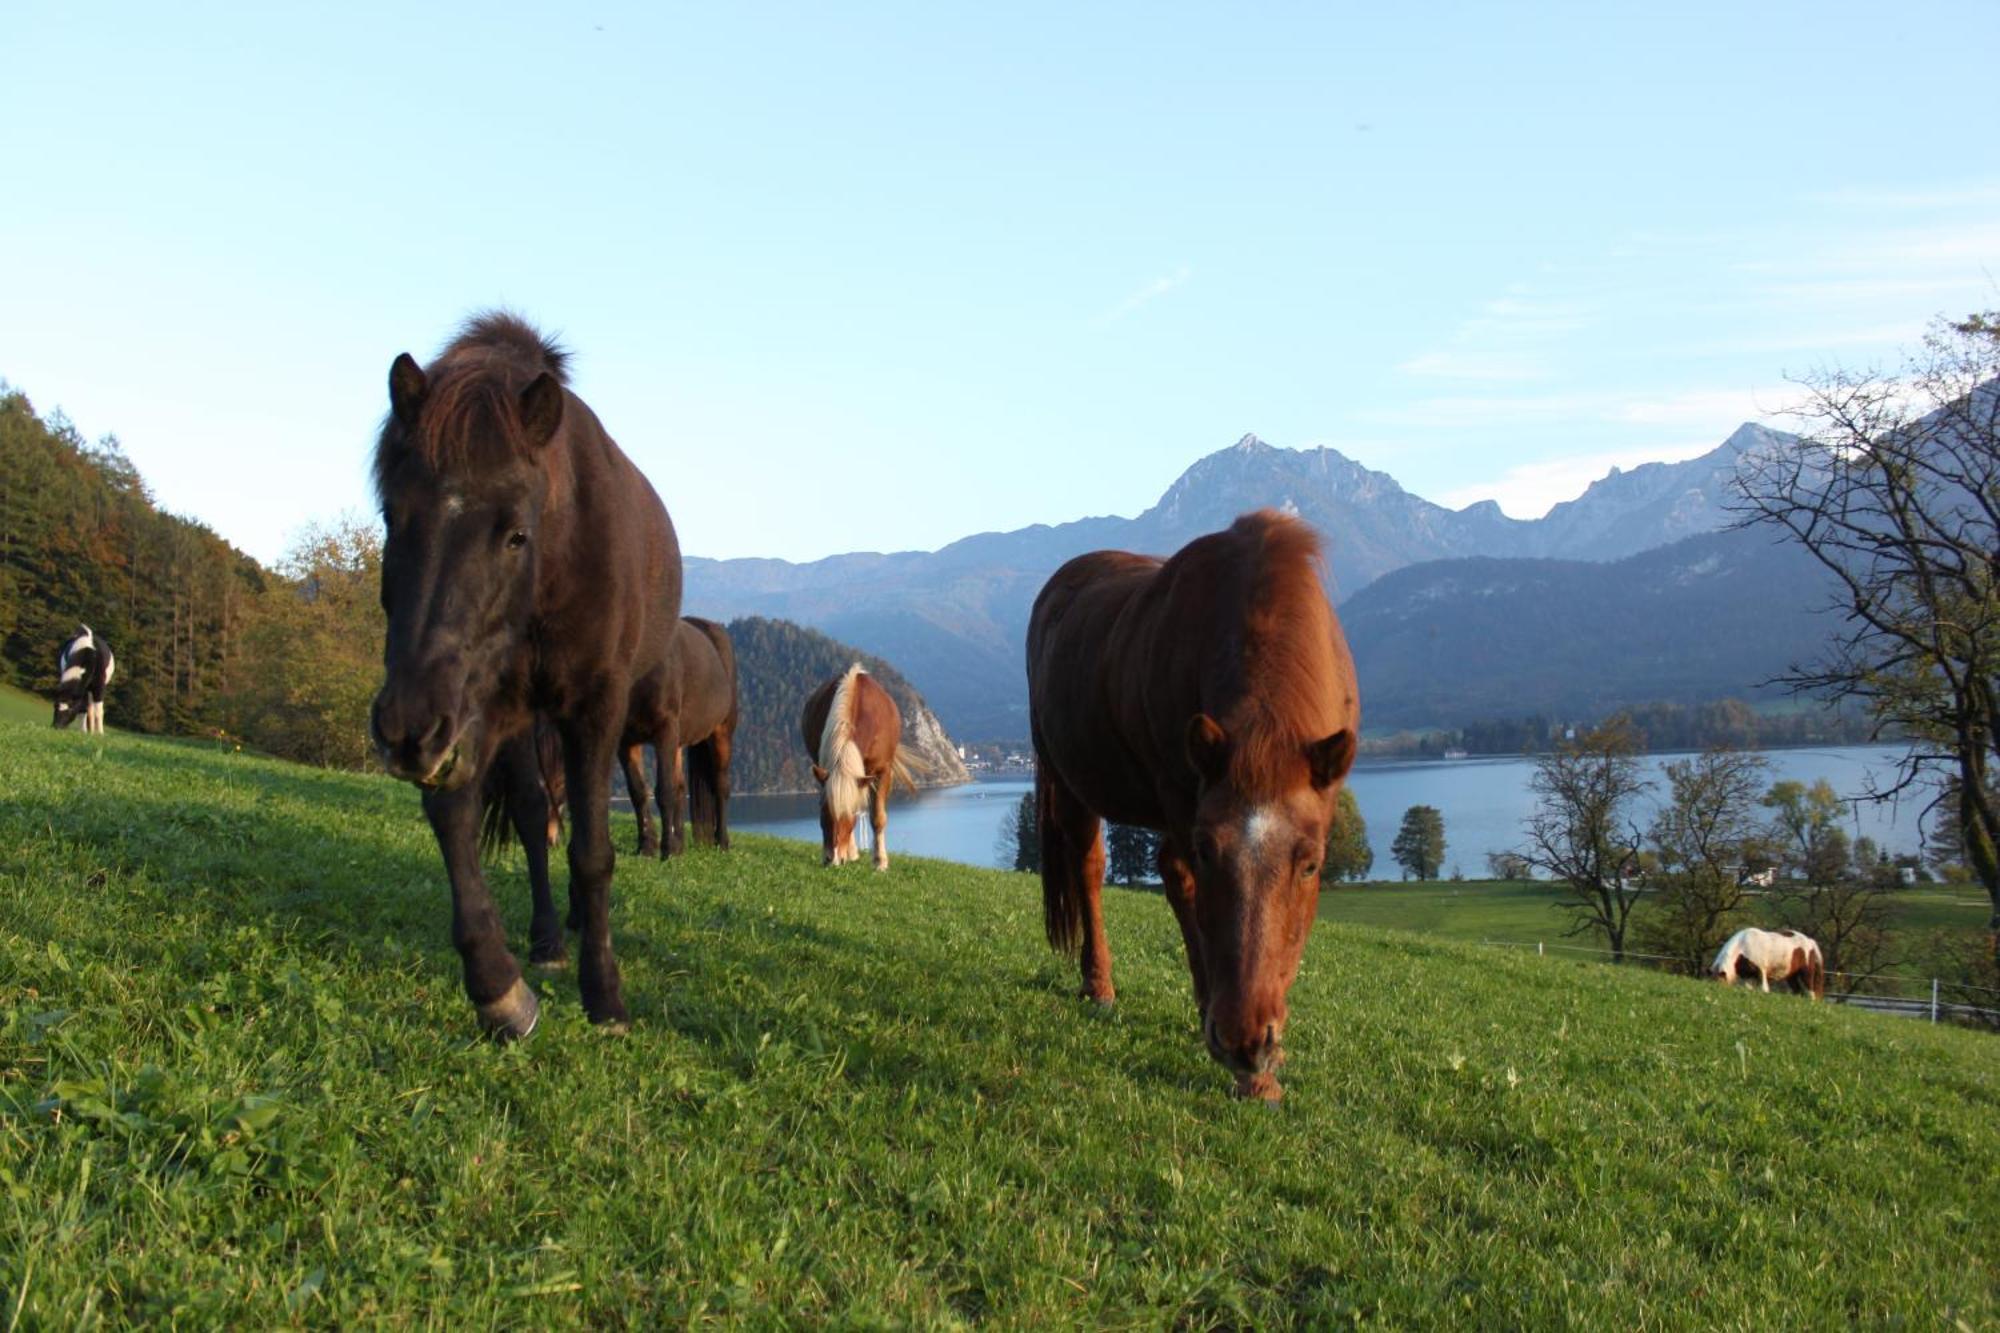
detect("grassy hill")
[1,724,1995,1326]
[0,681,44,726]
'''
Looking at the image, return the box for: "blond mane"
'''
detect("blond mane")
[818,663,870,826]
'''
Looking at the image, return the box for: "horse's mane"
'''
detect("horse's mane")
[373,310,571,498]
[818,664,869,824]
[1213,511,1350,795]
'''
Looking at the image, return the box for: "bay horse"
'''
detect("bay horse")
[530,616,739,857]
[800,664,907,869]
[1711,927,1825,999]
[1027,510,1359,1101]
[52,625,115,732]
[370,312,681,1039]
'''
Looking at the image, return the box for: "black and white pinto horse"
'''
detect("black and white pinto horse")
[53,625,115,732]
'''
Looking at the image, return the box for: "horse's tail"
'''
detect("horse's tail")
[1039,762,1082,956]
[891,749,915,792]
[1808,946,1826,1001]
[686,738,722,847]
[478,779,513,860]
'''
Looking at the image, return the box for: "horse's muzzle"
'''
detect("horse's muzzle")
[370,689,470,788]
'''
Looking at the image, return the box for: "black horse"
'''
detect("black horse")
[370,312,682,1039]
[53,625,115,732]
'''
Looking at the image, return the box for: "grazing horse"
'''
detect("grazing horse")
[1027,510,1359,1101]
[52,625,115,732]
[534,617,740,857]
[800,665,906,869]
[370,312,681,1039]
[1711,927,1825,999]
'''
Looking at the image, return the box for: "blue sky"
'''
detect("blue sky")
[4,2,1996,564]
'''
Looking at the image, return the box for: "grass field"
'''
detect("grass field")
[2,722,1997,1327]
[0,682,46,727]
[1319,878,1991,965]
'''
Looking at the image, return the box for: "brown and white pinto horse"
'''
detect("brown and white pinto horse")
[1027,510,1359,1101]
[800,665,906,869]
[1711,927,1825,999]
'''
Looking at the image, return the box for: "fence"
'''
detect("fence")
[1479,937,2000,1027]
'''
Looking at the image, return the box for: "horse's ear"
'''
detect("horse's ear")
[388,353,426,427]
[518,372,564,448]
[1185,714,1229,782]
[1305,729,1357,790]
[811,764,829,785]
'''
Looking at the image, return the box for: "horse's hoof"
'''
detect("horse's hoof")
[530,954,570,973]
[1079,991,1116,1010]
[1233,1072,1283,1104]
[475,979,539,1043]
[594,1017,632,1037]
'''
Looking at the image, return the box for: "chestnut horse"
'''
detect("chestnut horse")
[800,665,906,869]
[371,312,681,1039]
[1711,927,1825,999]
[1027,510,1359,1101]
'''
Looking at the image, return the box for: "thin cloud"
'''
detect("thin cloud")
[1098,266,1192,324]
[1433,440,1723,519]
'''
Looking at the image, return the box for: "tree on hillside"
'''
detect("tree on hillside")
[1106,823,1161,885]
[1733,313,2000,944]
[1764,779,1898,993]
[231,517,385,768]
[1324,788,1373,882]
[1391,805,1445,880]
[1633,748,1769,973]
[1520,716,1652,962]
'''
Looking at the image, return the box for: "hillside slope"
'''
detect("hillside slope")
[1342,526,1841,731]
[1,725,1993,1327]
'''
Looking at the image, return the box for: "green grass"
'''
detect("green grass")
[0,682,46,727]
[2,723,1996,1327]
[1320,878,1989,970]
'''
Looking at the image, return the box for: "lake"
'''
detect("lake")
[728,743,1933,874]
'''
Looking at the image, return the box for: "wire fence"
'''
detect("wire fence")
[1479,937,2000,1027]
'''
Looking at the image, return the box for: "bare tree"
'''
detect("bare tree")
[1635,747,1770,972]
[1733,314,2000,943]
[1520,717,1652,961]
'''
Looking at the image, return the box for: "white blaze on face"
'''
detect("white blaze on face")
[443,491,466,518]
[1241,805,1284,858]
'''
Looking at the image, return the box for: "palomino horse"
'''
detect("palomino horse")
[52,625,115,732]
[1027,510,1359,1101]
[370,312,681,1039]
[800,664,907,869]
[530,616,740,858]
[1711,927,1825,999]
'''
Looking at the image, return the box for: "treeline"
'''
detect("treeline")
[1364,697,1881,760]
[722,615,968,794]
[0,389,267,734]
[0,385,384,764]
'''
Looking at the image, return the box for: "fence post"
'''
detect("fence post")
[1931,977,1940,1023]
[1538,941,1544,957]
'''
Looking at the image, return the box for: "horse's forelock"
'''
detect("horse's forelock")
[1217,512,1352,797]
[372,312,572,501]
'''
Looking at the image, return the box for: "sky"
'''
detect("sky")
[4,2,1996,566]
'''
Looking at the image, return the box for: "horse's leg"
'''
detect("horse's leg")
[870,766,893,871]
[622,742,659,858]
[712,729,733,850]
[499,733,566,969]
[1159,838,1210,1019]
[658,719,683,859]
[422,779,537,1040]
[1041,770,1113,1005]
[562,715,629,1030]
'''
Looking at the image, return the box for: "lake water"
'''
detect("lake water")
[729,744,1931,873]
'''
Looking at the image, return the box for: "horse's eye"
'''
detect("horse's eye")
[1301,860,1320,880]
[1195,834,1220,866]
[506,530,529,550]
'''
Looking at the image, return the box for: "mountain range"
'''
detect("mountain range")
[684,422,1816,739]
